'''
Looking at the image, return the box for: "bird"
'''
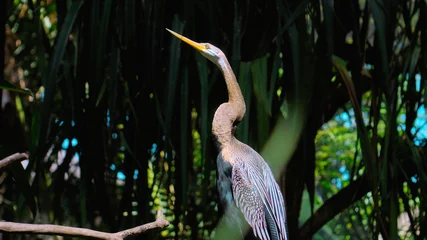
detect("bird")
[167,28,289,240]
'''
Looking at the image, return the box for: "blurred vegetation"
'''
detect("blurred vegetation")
[0,0,426,239]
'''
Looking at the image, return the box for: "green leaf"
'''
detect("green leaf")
[29,104,41,154]
[63,59,75,120]
[231,2,242,73]
[93,0,113,94]
[38,0,83,150]
[237,62,252,144]
[108,42,120,111]
[180,67,189,212]
[195,53,209,163]
[10,162,37,218]
[321,0,334,56]
[251,56,270,114]
[369,0,389,84]
[268,49,280,112]
[278,0,308,35]
[332,55,375,176]
[332,54,388,236]
[95,80,107,107]
[165,15,184,133]
[251,56,270,149]
[195,44,211,211]
[0,80,33,96]
[408,45,421,80]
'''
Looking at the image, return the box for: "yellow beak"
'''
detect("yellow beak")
[166,28,205,52]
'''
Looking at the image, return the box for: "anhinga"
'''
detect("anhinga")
[167,29,288,240]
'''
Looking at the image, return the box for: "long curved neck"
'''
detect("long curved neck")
[212,58,246,147]
[216,58,245,113]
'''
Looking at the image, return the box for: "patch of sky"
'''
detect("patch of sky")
[334,74,426,145]
[332,178,342,188]
[106,109,111,127]
[335,111,352,128]
[413,105,427,145]
[117,171,126,180]
[415,74,421,91]
[411,175,418,184]
[344,139,352,146]
[63,138,78,149]
[340,165,350,181]
[62,138,70,149]
[133,169,139,180]
[110,164,116,171]
[151,143,157,155]
[400,114,406,122]
[394,40,404,50]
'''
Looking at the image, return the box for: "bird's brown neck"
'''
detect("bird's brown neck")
[212,58,246,147]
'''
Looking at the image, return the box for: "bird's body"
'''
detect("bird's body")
[217,140,287,240]
[167,29,288,240]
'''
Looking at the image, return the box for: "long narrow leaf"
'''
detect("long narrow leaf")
[237,62,251,144]
[38,0,82,150]
[368,0,389,84]
[0,80,33,96]
[332,55,376,179]
[195,53,209,163]
[10,163,37,218]
[180,67,189,213]
[251,56,270,149]
[165,16,184,133]
[94,0,112,94]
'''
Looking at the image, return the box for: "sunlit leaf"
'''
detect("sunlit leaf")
[0,80,33,96]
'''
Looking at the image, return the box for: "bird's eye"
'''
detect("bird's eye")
[205,44,210,49]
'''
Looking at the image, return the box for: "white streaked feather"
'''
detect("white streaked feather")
[230,144,288,240]
[232,164,270,239]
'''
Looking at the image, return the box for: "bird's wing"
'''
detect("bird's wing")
[263,167,288,240]
[232,161,270,240]
[232,158,288,240]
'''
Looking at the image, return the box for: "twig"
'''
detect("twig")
[0,210,169,239]
[0,153,28,169]
[113,211,169,239]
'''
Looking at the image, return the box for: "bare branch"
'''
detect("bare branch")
[0,153,28,169]
[0,210,169,239]
[0,222,113,239]
[113,210,170,239]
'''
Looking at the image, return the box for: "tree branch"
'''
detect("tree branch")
[0,210,169,239]
[0,153,28,169]
[299,174,369,239]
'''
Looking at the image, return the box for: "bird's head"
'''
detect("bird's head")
[166,28,226,66]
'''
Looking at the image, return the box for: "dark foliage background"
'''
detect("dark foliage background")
[0,0,426,239]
